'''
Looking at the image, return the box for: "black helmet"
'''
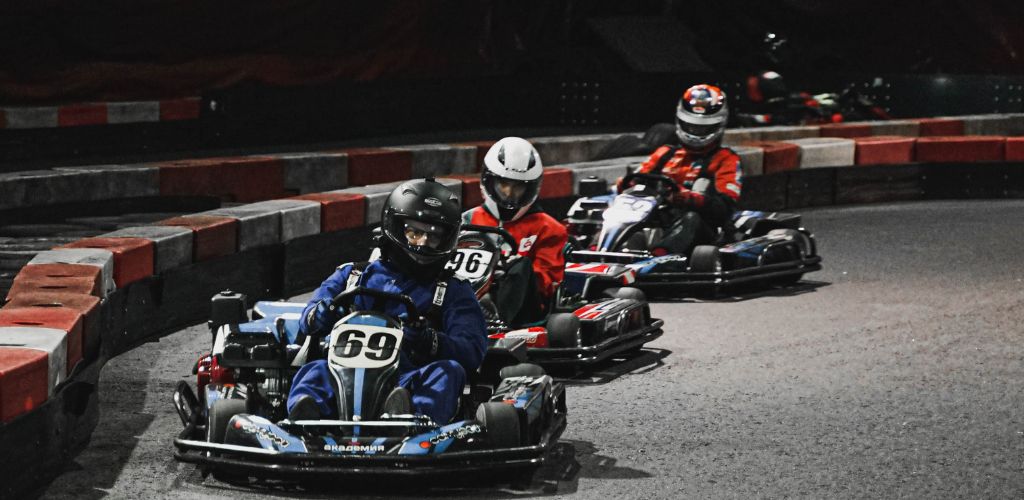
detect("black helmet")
[380,179,463,282]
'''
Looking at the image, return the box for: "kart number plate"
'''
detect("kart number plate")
[445,248,494,280]
[603,195,657,225]
[328,325,403,369]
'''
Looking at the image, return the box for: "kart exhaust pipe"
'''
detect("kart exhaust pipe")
[173,381,201,429]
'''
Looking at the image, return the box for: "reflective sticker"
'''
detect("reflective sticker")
[726,183,741,195]
[346,269,362,290]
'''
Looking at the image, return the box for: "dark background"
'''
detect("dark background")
[2,0,1024,160]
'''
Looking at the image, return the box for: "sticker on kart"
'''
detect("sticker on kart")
[445,248,494,281]
[328,324,403,368]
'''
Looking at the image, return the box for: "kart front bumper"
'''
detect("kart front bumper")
[525,319,664,366]
[636,256,823,289]
[174,412,566,480]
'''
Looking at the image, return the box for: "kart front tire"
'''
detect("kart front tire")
[476,402,522,448]
[207,399,247,444]
[611,287,646,302]
[689,245,721,273]
[545,313,581,348]
[499,363,546,380]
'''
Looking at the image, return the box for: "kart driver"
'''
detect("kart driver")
[463,137,568,326]
[618,84,742,257]
[287,179,487,425]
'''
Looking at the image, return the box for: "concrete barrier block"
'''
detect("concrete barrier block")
[107,101,160,124]
[28,249,115,296]
[529,134,622,165]
[156,156,287,203]
[99,226,192,273]
[1005,137,1024,161]
[274,152,348,194]
[60,238,154,288]
[539,168,574,199]
[341,148,413,187]
[819,123,873,138]
[158,215,238,261]
[290,193,367,232]
[244,200,322,242]
[205,206,282,251]
[956,114,1016,136]
[784,137,855,168]
[741,141,800,175]
[0,308,82,376]
[0,170,87,210]
[871,120,920,137]
[854,136,916,165]
[7,264,103,299]
[917,118,964,137]
[756,125,821,142]
[1002,113,1024,135]
[0,327,67,397]
[723,128,762,146]
[566,163,630,193]
[433,178,464,203]
[2,107,58,129]
[391,144,478,177]
[915,136,1006,163]
[4,293,101,361]
[730,145,765,177]
[0,348,49,422]
[446,175,482,209]
[334,181,405,225]
[52,164,160,199]
[451,140,496,171]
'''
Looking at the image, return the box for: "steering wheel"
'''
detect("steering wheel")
[620,171,681,199]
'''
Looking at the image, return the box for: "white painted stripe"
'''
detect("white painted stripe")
[28,248,116,296]
[107,101,160,124]
[0,327,68,396]
[3,107,59,129]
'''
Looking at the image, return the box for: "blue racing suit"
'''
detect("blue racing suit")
[286,260,487,424]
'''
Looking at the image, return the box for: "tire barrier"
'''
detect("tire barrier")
[2,114,1024,497]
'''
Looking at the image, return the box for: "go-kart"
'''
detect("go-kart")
[172,286,566,485]
[564,172,822,294]
[448,224,664,367]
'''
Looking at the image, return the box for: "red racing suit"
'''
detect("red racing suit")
[636,145,742,211]
[463,205,568,299]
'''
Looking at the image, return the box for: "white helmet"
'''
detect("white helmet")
[676,84,729,152]
[480,137,543,222]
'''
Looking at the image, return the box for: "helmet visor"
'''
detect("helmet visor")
[482,171,540,210]
[676,116,724,138]
[389,215,458,256]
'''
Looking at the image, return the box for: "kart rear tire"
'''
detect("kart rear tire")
[611,287,646,302]
[499,363,546,380]
[545,313,581,348]
[689,245,721,273]
[476,402,522,448]
[207,399,247,444]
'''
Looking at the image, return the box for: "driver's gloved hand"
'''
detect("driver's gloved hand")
[304,300,334,334]
[672,188,706,208]
[403,324,440,362]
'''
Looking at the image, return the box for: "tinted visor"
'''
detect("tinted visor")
[676,116,723,138]
[390,215,458,255]
[482,171,539,210]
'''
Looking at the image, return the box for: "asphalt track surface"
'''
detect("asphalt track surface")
[40,200,1024,499]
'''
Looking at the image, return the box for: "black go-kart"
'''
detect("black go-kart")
[449,224,664,368]
[172,286,566,486]
[564,172,822,295]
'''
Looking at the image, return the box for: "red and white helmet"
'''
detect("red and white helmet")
[676,84,729,151]
[480,137,543,222]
